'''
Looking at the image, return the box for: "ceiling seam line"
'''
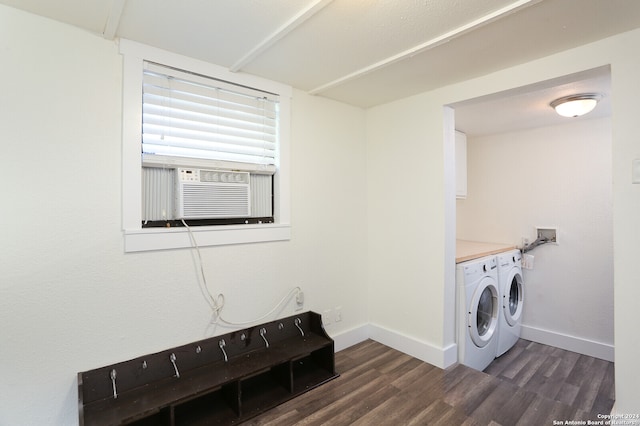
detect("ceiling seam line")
[229,0,335,73]
[103,0,127,40]
[308,0,542,96]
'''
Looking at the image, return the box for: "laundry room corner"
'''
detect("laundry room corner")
[456,117,614,360]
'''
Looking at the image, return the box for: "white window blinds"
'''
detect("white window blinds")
[142,62,279,173]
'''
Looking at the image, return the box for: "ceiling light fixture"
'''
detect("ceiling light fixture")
[550,93,601,118]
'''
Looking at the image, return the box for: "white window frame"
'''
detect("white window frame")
[120,39,291,252]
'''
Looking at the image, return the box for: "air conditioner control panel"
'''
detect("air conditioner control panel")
[177,168,250,184]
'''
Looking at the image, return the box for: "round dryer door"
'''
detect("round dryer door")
[503,270,523,326]
[468,277,499,348]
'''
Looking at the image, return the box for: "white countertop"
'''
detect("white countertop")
[456,239,517,263]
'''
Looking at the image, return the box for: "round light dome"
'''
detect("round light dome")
[550,94,601,118]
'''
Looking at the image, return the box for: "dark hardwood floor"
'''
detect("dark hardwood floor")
[241,339,615,425]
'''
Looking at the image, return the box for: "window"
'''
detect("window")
[141,62,278,227]
[120,40,291,252]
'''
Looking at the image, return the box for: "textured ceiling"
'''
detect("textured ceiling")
[454,66,611,137]
[1,0,638,132]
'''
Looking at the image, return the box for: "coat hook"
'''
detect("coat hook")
[110,369,118,399]
[169,353,180,378]
[295,318,305,337]
[219,339,228,362]
[260,327,269,348]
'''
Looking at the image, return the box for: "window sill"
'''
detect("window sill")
[124,223,291,252]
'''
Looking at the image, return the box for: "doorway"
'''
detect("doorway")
[447,65,614,363]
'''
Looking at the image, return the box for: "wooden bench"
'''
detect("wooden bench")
[78,311,337,425]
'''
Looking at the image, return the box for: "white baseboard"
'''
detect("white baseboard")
[368,323,456,369]
[329,323,456,369]
[520,324,614,362]
[442,343,458,368]
[330,324,370,352]
[329,323,612,370]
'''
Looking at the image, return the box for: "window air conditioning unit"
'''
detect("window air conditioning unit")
[175,168,251,219]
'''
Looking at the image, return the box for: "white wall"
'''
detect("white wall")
[607,30,640,414]
[366,29,640,412]
[0,5,368,425]
[3,2,640,422]
[457,119,614,358]
[366,98,451,364]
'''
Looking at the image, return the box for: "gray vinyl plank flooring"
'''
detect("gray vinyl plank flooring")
[241,339,614,426]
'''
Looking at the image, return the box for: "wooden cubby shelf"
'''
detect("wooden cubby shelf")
[78,311,338,425]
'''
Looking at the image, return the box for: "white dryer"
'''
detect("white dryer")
[456,255,500,371]
[496,249,524,357]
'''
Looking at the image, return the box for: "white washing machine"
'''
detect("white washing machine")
[496,249,524,357]
[456,255,500,371]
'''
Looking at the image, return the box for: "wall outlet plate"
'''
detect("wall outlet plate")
[322,309,332,327]
[295,291,304,310]
[522,254,534,270]
[334,306,342,322]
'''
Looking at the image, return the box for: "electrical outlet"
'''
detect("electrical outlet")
[295,291,304,310]
[322,309,332,327]
[334,306,342,322]
[523,254,535,270]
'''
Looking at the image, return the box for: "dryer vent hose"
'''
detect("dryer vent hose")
[522,236,552,253]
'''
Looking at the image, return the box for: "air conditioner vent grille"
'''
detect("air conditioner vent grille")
[181,184,250,218]
[176,168,251,219]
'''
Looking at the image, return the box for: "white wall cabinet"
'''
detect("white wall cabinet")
[455,130,467,199]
